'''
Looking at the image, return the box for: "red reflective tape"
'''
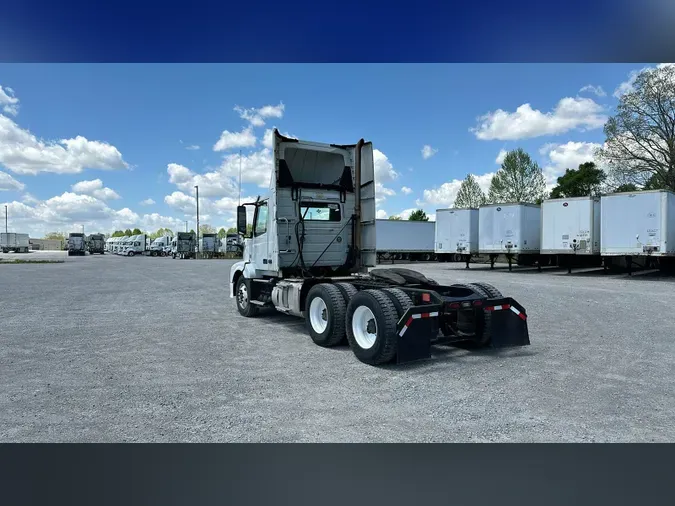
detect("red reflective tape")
[485,306,494,311]
[421,312,430,318]
[518,312,527,321]
[503,304,511,310]
[406,317,413,327]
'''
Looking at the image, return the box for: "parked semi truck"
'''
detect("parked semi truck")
[171,232,196,259]
[87,233,106,254]
[199,233,218,258]
[67,233,86,256]
[1,233,30,253]
[148,235,171,256]
[229,130,530,366]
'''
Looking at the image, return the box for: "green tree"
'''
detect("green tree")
[131,228,142,235]
[218,228,228,239]
[44,231,66,241]
[488,148,547,204]
[225,227,237,234]
[615,183,639,193]
[189,229,195,235]
[124,229,133,236]
[598,64,675,191]
[549,162,607,199]
[200,224,216,235]
[454,174,486,208]
[388,215,402,220]
[408,209,429,221]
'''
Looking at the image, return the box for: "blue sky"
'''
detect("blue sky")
[0,63,656,236]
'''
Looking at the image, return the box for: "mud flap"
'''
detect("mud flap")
[394,304,442,364]
[484,297,530,348]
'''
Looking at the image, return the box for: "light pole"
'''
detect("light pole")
[195,185,200,258]
[4,205,7,234]
[185,221,188,233]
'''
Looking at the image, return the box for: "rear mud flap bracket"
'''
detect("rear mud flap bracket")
[395,304,442,364]
[484,298,530,348]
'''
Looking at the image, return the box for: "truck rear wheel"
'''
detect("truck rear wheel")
[305,284,347,347]
[467,283,502,346]
[346,289,399,365]
[236,277,259,317]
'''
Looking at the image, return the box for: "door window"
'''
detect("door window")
[254,202,268,236]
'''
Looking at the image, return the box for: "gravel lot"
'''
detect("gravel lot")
[0,251,67,262]
[1,254,674,442]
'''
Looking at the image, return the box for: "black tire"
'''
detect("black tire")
[381,288,413,320]
[128,251,135,257]
[346,289,399,365]
[469,282,502,298]
[332,282,358,345]
[172,253,176,259]
[305,284,348,347]
[467,283,501,346]
[235,276,259,317]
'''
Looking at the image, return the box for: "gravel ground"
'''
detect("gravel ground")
[1,254,674,442]
[0,250,67,262]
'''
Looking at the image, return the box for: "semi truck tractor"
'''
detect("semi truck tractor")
[229,130,530,366]
[87,233,106,254]
[67,233,87,256]
[171,232,196,259]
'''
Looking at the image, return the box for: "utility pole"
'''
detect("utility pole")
[195,185,200,259]
[185,221,188,233]
[239,149,242,206]
[4,205,7,234]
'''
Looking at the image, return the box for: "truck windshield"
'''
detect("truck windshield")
[300,202,341,221]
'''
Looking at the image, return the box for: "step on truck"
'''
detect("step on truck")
[229,130,530,366]
[87,233,106,254]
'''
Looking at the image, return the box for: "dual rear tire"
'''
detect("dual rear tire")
[305,284,413,365]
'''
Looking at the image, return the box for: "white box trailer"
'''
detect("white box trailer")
[479,203,541,255]
[1,233,30,253]
[375,219,435,261]
[434,208,479,258]
[541,196,601,255]
[601,190,675,257]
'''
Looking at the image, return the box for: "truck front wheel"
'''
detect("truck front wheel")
[305,284,347,347]
[346,290,399,365]
[236,277,259,317]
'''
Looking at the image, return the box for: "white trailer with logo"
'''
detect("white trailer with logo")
[600,189,675,273]
[479,203,541,270]
[434,208,479,265]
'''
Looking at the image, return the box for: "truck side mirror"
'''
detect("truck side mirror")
[237,205,247,235]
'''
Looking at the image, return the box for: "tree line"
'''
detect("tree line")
[44,224,240,242]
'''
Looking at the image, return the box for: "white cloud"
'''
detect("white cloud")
[401,186,412,195]
[376,209,388,219]
[213,126,257,152]
[1,191,186,238]
[417,173,494,208]
[0,85,20,116]
[185,145,200,151]
[0,115,128,175]
[71,179,120,200]
[0,171,25,191]
[140,198,155,206]
[579,85,606,97]
[164,190,256,226]
[421,145,438,159]
[495,149,507,165]
[539,141,603,188]
[218,149,273,188]
[374,149,399,183]
[167,162,238,198]
[471,97,607,141]
[234,102,285,127]
[613,63,675,98]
